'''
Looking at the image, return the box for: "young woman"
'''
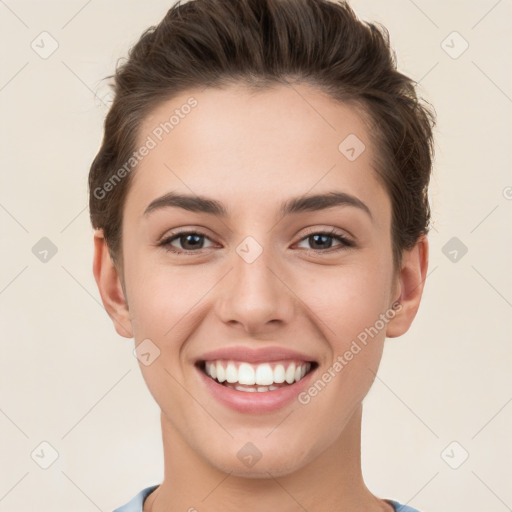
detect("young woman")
[89,0,435,510]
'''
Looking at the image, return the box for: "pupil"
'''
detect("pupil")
[311,234,331,249]
[182,234,202,249]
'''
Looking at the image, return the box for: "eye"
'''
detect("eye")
[158,228,355,256]
[296,228,355,253]
[158,231,215,255]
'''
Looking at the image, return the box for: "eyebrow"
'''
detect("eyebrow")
[143,190,373,221]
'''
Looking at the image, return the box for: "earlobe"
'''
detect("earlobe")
[385,234,429,339]
[92,229,133,339]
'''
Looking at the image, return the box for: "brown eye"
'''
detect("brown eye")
[296,230,355,252]
[159,231,214,254]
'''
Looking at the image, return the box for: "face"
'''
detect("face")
[116,83,403,477]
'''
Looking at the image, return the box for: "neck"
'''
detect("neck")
[146,404,389,512]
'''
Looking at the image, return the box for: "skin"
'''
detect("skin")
[93,82,428,512]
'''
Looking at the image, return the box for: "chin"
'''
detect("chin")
[205,442,313,479]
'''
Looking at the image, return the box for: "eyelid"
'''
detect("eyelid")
[298,226,354,243]
[157,224,216,243]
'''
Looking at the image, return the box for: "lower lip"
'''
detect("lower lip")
[196,364,317,414]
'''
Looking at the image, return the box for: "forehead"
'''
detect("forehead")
[126,82,389,224]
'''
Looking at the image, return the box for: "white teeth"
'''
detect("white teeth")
[234,385,256,392]
[238,363,255,385]
[203,360,312,387]
[255,364,274,385]
[285,363,296,384]
[273,364,286,383]
[216,362,226,383]
[231,384,278,393]
[226,362,238,383]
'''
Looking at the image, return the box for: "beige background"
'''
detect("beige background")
[1,1,511,511]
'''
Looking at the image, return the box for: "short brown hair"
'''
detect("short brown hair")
[88,0,435,274]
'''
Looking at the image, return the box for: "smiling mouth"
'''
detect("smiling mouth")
[196,359,318,392]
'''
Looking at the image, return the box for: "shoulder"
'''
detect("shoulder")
[111,489,421,512]
[112,485,160,512]
[386,499,423,512]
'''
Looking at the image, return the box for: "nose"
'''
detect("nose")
[215,244,296,336]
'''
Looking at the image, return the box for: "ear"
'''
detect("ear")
[92,229,133,339]
[386,234,429,338]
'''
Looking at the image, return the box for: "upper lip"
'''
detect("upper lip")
[196,346,317,364]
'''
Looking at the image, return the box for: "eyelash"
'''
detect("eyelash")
[157,228,355,256]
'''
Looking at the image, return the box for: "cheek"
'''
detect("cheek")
[300,263,392,347]
[293,263,392,407]
[125,256,213,340]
